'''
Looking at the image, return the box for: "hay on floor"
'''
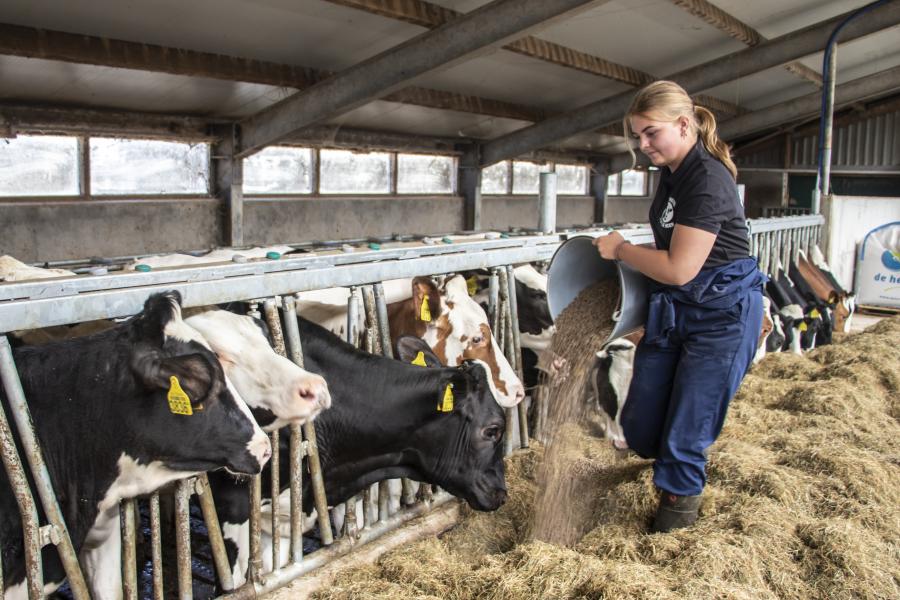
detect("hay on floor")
[312,317,900,600]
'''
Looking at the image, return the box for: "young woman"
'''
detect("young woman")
[595,81,766,533]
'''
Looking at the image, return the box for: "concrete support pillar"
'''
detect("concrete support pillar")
[589,159,609,224]
[213,125,244,247]
[458,145,482,231]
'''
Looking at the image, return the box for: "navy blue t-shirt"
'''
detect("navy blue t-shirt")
[649,142,750,268]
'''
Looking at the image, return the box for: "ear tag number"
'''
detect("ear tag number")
[419,296,432,322]
[167,376,193,416]
[438,383,454,412]
[411,351,428,367]
[466,276,478,297]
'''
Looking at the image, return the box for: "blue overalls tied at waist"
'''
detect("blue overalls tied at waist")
[620,256,769,496]
[644,256,768,345]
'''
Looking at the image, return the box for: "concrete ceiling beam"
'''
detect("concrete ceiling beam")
[480,1,900,166]
[669,0,823,87]
[236,0,603,157]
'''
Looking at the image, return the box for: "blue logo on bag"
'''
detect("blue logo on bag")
[881,250,900,271]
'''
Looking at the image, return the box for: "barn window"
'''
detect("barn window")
[511,161,552,195]
[607,169,647,196]
[0,135,80,197]
[90,138,209,195]
[480,161,509,194]
[319,149,391,194]
[396,154,454,194]
[243,146,313,194]
[556,164,589,195]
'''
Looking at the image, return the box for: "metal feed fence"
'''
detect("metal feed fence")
[0,217,813,599]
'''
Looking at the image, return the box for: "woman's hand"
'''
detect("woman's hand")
[594,231,626,260]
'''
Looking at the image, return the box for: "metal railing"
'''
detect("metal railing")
[1,218,814,599]
[748,214,824,278]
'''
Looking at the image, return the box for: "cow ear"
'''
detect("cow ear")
[411,277,442,321]
[396,336,442,368]
[132,347,218,404]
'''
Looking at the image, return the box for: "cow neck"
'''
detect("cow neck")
[299,317,456,492]
[6,328,139,549]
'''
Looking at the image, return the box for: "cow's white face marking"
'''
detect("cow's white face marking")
[437,276,523,408]
[593,340,635,445]
[754,296,773,364]
[186,311,331,429]
[223,521,250,589]
[4,580,63,600]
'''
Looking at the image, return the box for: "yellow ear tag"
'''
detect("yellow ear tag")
[419,296,432,322]
[411,351,428,367]
[167,376,193,416]
[438,383,454,412]
[799,322,808,332]
[466,276,478,297]
[810,308,821,319]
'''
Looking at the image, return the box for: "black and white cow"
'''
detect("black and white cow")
[589,338,636,449]
[184,310,331,430]
[0,292,271,600]
[208,316,508,587]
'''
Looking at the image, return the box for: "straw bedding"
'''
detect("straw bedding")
[312,316,900,600]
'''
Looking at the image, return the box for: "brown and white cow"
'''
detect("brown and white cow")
[297,275,524,408]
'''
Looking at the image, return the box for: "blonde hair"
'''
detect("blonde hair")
[622,80,737,180]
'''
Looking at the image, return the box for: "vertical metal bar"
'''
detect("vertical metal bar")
[505,265,529,449]
[261,299,285,573]
[0,336,89,600]
[268,428,281,571]
[195,475,235,592]
[343,495,359,540]
[289,424,304,564]
[488,269,500,333]
[248,474,262,583]
[377,480,390,522]
[174,478,194,600]
[0,369,42,600]
[120,498,138,600]
[346,287,361,349]
[361,287,381,356]
[284,295,332,547]
[497,269,516,457]
[816,44,838,212]
[372,283,394,359]
[374,283,413,510]
[149,492,164,600]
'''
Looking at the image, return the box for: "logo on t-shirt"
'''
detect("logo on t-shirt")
[659,197,676,229]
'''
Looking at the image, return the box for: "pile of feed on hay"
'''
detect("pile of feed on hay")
[313,316,900,600]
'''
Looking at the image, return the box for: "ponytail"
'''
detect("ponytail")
[694,105,737,180]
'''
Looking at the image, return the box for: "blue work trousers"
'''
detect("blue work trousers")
[620,259,765,496]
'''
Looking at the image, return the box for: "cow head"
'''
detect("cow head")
[397,336,508,511]
[396,275,524,408]
[590,339,635,448]
[765,301,786,354]
[128,292,270,476]
[513,264,556,352]
[185,310,331,431]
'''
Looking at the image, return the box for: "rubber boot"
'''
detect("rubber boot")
[651,491,701,533]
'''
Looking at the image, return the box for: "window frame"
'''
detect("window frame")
[607,168,649,197]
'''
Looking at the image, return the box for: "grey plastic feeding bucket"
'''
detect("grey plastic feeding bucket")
[547,235,650,344]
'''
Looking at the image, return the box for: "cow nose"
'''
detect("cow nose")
[515,386,525,404]
[495,488,508,506]
[297,377,324,402]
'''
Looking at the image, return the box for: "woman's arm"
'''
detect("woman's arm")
[595,225,716,286]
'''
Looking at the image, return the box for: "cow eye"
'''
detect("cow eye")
[470,335,484,345]
[482,425,502,442]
